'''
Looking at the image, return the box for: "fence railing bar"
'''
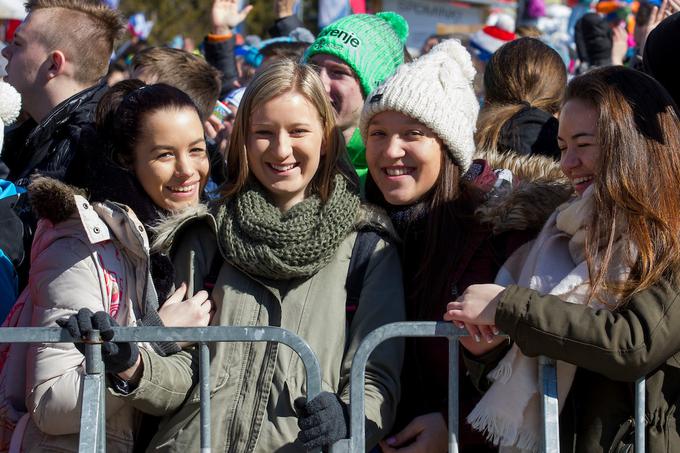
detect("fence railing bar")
[347,322,465,453]
[0,326,322,453]
[79,330,106,453]
[538,356,560,453]
[635,378,645,452]
[0,323,646,453]
[448,337,460,453]
[199,342,211,453]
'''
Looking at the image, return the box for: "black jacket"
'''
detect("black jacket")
[1,81,108,291]
[203,37,238,100]
[2,81,108,187]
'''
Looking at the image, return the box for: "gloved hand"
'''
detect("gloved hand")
[297,391,349,451]
[56,308,139,374]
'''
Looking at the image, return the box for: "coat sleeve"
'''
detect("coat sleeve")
[338,238,405,447]
[26,237,115,435]
[495,278,680,381]
[111,222,214,414]
[203,36,238,100]
[111,347,198,416]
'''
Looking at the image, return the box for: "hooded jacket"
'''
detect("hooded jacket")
[0,178,171,453]
[464,155,680,451]
[114,202,406,453]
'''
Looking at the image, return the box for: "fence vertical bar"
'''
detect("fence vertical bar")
[79,329,106,453]
[199,342,211,453]
[635,378,645,452]
[538,356,560,453]
[448,337,459,453]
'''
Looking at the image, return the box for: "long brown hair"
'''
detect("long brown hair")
[566,66,680,304]
[476,38,566,152]
[366,151,483,317]
[221,59,356,202]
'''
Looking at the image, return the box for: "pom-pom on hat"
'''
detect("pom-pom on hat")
[360,39,479,174]
[304,12,409,96]
[470,14,516,62]
[0,81,21,152]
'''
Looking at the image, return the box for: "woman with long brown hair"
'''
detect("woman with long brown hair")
[476,37,567,160]
[362,40,570,452]
[446,66,680,452]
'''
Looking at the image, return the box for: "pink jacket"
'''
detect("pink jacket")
[0,184,154,453]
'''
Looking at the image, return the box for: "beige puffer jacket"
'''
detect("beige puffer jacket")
[0,179,155,452]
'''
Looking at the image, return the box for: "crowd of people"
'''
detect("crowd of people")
[0,0,679,451]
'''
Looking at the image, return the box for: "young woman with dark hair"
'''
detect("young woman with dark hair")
[361,40,571,452]
[0,82,214,452]
[447,66,680,452]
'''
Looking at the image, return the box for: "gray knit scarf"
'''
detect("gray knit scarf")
[216,174,360,280]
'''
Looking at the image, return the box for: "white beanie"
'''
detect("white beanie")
[0,81,21,152]
[359,39,479,173]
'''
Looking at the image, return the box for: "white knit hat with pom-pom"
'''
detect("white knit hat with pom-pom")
[0,81,21,152]
[359,39,479,174]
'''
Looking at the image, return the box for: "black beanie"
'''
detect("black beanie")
[575,13,613,67]
[643,12,680,108]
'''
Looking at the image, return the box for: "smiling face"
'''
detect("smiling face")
[366,111,444,206]
[246,90,324,212]
[308,54,364,134]
[558,99,601,196]
[132,107,209,212]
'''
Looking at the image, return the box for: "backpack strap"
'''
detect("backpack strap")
[344,230,381,348]
[203,249,223,291]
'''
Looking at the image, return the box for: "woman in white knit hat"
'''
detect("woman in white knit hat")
[360,40,571,451]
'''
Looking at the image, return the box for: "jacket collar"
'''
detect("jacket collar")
[26,81,107,148]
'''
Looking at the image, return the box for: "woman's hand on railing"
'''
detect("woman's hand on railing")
[444,283,505,326]
[444,283,507,355]
[379,412,447,453]
[56,308,140,374]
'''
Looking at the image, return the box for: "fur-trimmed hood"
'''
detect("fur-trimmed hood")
[474,149,574,235]
[28,176,86,225]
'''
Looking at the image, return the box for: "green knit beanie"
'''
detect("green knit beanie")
[304,12,409,97]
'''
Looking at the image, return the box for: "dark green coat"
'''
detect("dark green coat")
[468,278,680,453]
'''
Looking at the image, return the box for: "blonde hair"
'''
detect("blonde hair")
[26,0,125,84]
[222,59,355,202]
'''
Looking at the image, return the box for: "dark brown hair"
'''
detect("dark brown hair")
[476,37,566,152]
[132,47,221,121]
[26,0,125,84]
[565,66,680,304]
[96,80,202,167]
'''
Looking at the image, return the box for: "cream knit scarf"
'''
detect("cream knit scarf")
[467,186,633,452]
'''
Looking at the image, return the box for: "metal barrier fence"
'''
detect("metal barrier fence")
[330,321,647,453]
[0,322,646,453]
[0,326,323,453]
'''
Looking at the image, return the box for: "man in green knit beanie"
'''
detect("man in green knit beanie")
[303,12,409,187]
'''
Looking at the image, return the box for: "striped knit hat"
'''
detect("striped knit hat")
[304,12,409,96]
[470,14,516,62]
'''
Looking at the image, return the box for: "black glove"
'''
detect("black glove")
[56,308,139,374]
[297,391,349,451]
